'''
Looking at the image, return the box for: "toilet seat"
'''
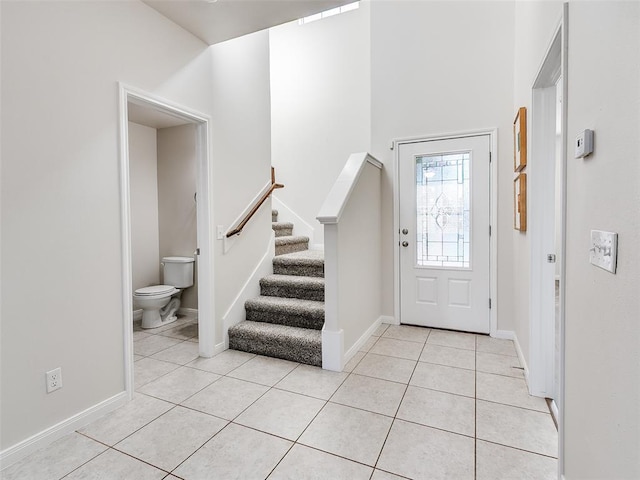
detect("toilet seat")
[134,285,178,297]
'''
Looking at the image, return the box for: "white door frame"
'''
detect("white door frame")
[528,5,568,477]
[393,129,498,336]
[118,83,215,399]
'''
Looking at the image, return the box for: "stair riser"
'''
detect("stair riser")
[273,227,293,237]
[245,309,324,330]
[260,284,324,302]
[229,334,321,367]
[273,264,324,278]
[275,242,309,256]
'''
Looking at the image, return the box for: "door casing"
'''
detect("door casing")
[118,83,215,399]
[393,129,498,336]
[528,6,568,477]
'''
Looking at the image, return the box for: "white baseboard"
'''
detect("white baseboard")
[133,308,197,322]
[221,234,275,346]
[322,328,344,372]
[380,315,397,325]
[0,391,128,470]
[178,307,198,319]
[493,329,530,386]
[342,316,384,367]
[272,196,319,249]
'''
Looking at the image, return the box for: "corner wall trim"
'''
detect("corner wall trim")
[379,315,397,325]
[343,316,384,365]
[0,391,128,470]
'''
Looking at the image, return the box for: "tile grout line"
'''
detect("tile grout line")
[474,335,478,480]
[370,327,432,476]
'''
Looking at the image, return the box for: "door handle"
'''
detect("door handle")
[402,241,409,247]
[402,228,408,235]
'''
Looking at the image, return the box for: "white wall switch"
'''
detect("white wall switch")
[575,129,594,158]
[590,230,617,273]
[216,225,224,240]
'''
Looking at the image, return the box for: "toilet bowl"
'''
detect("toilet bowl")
[133,256,195,329]
[134,285,182,329]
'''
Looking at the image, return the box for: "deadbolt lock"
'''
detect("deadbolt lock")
[402,228,408,235]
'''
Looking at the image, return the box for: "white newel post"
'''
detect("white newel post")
[321,223,344,371]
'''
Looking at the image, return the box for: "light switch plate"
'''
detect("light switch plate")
[575,129,594,158]
[590,230,617,273]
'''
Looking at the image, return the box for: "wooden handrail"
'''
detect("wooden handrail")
[226,167,284,237]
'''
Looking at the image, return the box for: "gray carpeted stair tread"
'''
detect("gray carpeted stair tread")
[260,274,325,301]
[274,235,309,246]
[275,235,309,256]
[272,222,293,237]
[245,296,324,329]
[272,250,324,277]
[229,321,321,366]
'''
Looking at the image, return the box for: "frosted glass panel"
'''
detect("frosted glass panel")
[415,152,471,268]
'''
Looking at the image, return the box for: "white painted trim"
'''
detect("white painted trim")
[343,316,383,365]
[493,329,531,385]
[529,24,563,399]
[118,83,216,387]
[558,7,569,478]
[272,196,317,248]
[392,130,498,335]
[221,232,275,344]
[0,391,128,470]
[379,315,397,325]
[528,11,568,477]
[322,327,344,372]
[223,180,271,253]
[316,152,382,225]
[177,307,198,318]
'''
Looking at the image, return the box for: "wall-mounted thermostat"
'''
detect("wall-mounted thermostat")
[575,129,594,158]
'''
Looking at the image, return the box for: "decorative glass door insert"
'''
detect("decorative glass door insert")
[415,152,471,268]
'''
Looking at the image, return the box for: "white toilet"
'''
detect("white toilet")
[134,256,195,329]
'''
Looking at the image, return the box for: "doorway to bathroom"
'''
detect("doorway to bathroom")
[118,84,214,398]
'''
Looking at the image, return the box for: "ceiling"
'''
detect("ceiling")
[142,0,356,45]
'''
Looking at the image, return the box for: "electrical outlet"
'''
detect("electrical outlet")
[46,367,62,393]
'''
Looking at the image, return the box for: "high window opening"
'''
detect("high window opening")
[298,2,359,25]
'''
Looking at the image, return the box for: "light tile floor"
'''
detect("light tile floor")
[2,323,558,480]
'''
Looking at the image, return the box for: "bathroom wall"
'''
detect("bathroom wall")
[128,122,161,293]
[157,124,198,310]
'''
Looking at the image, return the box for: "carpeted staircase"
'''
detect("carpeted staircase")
[228,210,324,367]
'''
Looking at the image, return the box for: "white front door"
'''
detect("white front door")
[399,135,491,333]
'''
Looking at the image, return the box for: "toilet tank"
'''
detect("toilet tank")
[162,256,195,288]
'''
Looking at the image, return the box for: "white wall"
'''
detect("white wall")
[370,1,516,330]
[336,162,382,351]
[157,124,198,310]
[129,122,161,292]
[0,0,272,454]
[563,2,640,477]
[210,30,273,343]
[270,4,371,244]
